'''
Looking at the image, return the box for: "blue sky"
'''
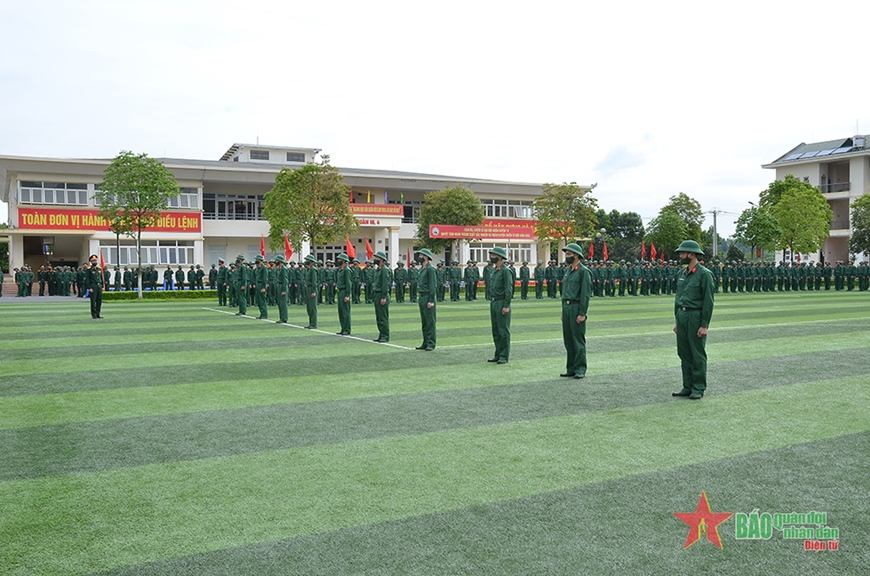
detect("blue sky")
[3,0,869,238]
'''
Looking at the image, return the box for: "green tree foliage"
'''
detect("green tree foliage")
[849,193,870,256]
[644,210,689,256]
[660,192,703,241]
[532,182,598,246]
[414,185,485,252]
[593,209,644,261]
[770,185,832,256]
[95,151,180,298]
[734,206,780,259]
[759,174,804,209]
[726,243,746,262]
[263,156,357,253]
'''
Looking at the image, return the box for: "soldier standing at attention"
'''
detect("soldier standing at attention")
[234,255,248,316]
[533,260,545,299]
[303,254,319,329]
[253,255,269,319]
[216,258,228,305]
[449,260,462,301]
[86,255,104,319]
[560,244,592,379]
[415,248,437,351]
[464,260,477,301]
[175,265,185,290]
[672,240,714,400]
[486,247,513,364]
[435,262,447,302]
[335,253,353,335]
[393,261,407,303]
[407,260,418,302]
[371,251,392,342]
[208,264,217,290]
[519,261,530,300]
[483,260,494,300]
[273,255,289,324]
[350,259,362,304]
[163,266,173,290]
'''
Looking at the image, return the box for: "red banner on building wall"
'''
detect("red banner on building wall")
[350,204,404,216]
[17,208,202,233]
[429,219,537,240]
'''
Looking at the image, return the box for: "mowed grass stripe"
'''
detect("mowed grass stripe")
[2,377,868,575]
[4,364,869,480]
[92,431,870,576]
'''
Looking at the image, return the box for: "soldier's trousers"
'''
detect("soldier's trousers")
[490,298,511,362]
[306,291,318,327]
[675,308,707,395]
[418,298,436,349]
[337,292,351,334]
[373,296,390,341]
[561,301,587,377]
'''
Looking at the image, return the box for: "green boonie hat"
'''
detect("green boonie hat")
[537,260,543,264]
[676,240,704,255]
[274,255,286,263]
[255,255,264,261]
[562,243,584,257]
[417,248,434,260]
[373,251,388,262]
[304,254,317,263]
[337,253,350,263]
[489,246,508,259]
[236,254,245,261]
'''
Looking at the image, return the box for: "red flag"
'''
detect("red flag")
[407,246,411,265]
[345,237,357,259]
[603,240,609,262]
[659,250,664,263]
[364,237,374,260]
[588,242,594,259]
[99,251,106,271]
[260,235,267,258]
[99,252,107,289]
[650,242,657,262]
[641,241,646,261]
[797,253,801,262]
[284,235,293,260]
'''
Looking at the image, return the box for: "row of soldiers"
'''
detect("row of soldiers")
[14,264,217,296]
[712,260,870,292]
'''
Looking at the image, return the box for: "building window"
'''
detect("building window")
[203,193,264,220]
[100,240,194,266]
[19,181,89,206]
[479,198,532,219]
[167,187,200,209]
[250,150,270,161]
[469,242,533,265]
[286,152,305,162]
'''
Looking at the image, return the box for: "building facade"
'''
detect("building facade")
[1,144,581,274]
[763,134,869,263]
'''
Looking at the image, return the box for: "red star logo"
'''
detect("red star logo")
[673,491,733,549]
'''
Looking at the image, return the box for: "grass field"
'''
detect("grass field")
[2,290,869,575]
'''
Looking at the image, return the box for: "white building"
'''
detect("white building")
[763,134,869,263]
[1,144,583,274]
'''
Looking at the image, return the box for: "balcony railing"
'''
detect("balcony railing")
[821,182,850,193]
[830,219,850,230]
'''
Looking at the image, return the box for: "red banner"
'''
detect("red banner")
[17,207,201,233]
[350,204,404,216]
[429,219,537,240]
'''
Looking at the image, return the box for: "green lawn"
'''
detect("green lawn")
[1,291,868,575]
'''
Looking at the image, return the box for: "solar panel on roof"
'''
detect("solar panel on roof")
[816,149,835,156]
[784,153,803,161]
[833,146,853,154]
[799,151,819,159]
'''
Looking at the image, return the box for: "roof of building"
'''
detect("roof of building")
[763,134,869,168]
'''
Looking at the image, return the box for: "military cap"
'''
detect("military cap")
[254,255,264,261]
[274,255,286,264]
[337,253,350,263]
[489,246,508,259]
[373,251,388,262]
[236,254,246,261]
[537,260,543,264]
[304,254,317,263]
[416,248,434,260]
[676,240,704,255]
[562,243,584,257]
[218,257,225,263]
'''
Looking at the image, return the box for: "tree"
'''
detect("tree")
[95,151,180,299]
[414,185,485,252]
[734,206,779,260]
[770,185,832,257]
[532,182,598,248]
[849,193,870,257]
[759,174,805,209]
[593,209,644,262]
[644,210,689,256]
[725,243,746,262]
[263,156,357,254]
[660,192,703,241]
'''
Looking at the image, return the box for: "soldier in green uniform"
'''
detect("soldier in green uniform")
[559,243,592,379]
[216,258,228,305]
[415,248,437,351]
[464,260,477,301]
[208,264,217,289]
[86,255,104,318]
[335,253,353,334]
[163,266,173,290]
[253,255,269,319]
[234,255,248,316]
[228,263,238,307]
[518,261,530,299]
[371,251,392,342]
[325,260,336,304]
[407,260,418,302]
[303,254,319,328]
[195,265,205,290]
[363,260,374,304]
[112,266,121,292]
[393,261,407,303]
[544,260,557,298]
[671,240,714,400]
[350,259,362,304]
[533,260,545,299]
[273,255,289,324]
[186,265,195,291]
[287,261,299,305]
[486,247,513,364]
[175,265,185,290]
[448,260,462,301]
[435,262,447,302]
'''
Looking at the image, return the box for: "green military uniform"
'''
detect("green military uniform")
[487,247,513,364]
[518,262,530,299]
[393,263,407,303]
[253,256,269,318]
[175,266,185,290]
[407,262,418,302]
[350,261,362,304]
[234,255,248,315]
[371,252,392,342]
[303,255,319,328]
[325,261,336,304]
[533,261,545,299]
[448,261,461,301]
[435,263,446,302]
[464,261,477,301]
[216,260,228,306]
[483,262,494,300]
[415,249,437,351]
[336,254,353,334]
[86,258,103,318]
[560,244,592,378]
[273,256,289,324]
[208,265,217,289]
[672,240,714,399]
